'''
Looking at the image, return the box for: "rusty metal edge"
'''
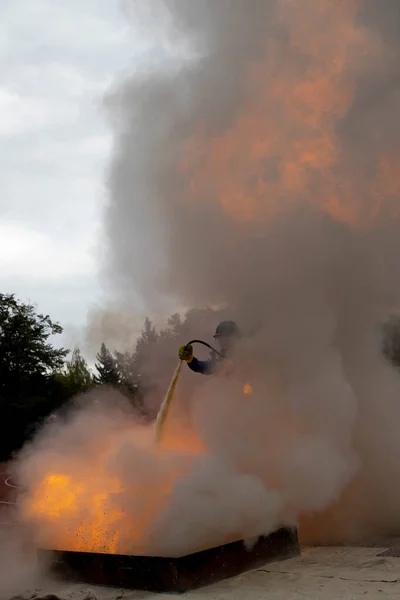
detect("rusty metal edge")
[37,526,299,593]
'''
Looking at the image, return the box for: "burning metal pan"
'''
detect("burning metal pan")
[38,526,299,593]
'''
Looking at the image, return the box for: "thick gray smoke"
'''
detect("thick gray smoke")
[13,0,400,554]
[102,0,400,542]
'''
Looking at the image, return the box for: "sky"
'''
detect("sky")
[0,0,157,346]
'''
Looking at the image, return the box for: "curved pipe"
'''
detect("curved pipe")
[185,339,224,358]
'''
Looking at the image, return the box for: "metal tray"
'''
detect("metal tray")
[38,527,299,593]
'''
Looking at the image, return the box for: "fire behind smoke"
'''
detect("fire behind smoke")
[15,381,254,555]
[12,0,400,555]
[178,0,395,230]
[16,401,208,556]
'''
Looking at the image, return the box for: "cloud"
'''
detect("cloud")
[0,221,95,280]
[0,63,108,139]
[0,0,158,330]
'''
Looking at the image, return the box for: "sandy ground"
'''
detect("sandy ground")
[2,544,400,600]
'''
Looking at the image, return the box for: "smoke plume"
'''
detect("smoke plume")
[13,0,400,554]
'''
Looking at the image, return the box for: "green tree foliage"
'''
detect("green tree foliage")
[94,342,120,386]
[114,349,137,393]
[55,348,94,397]
[0,293,69,459]
[132,318,159,374]
[0,293,67,390]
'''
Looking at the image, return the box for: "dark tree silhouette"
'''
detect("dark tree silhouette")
[0,293,69,459]
[94,342,120,386]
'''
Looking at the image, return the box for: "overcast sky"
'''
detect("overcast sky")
[0,0,158,346]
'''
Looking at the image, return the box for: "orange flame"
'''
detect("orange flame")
[20,422,205,554]
[243,383,253,396]
[179,0,396,229]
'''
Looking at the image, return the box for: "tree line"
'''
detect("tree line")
[0,293,190,460]
[1,292,400,461]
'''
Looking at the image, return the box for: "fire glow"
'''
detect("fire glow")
[243,383,253,396]
[19,420,207,555]
[179,1,397,227]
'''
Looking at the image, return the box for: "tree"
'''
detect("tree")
[94,342,120,386]
[132,318,158,374]
[135,317,158,350]
[129,317,183,420]
[0,293,69,459]
[0,293,68,395]
[114,350,137,392]
[55,348,94,397]
[113,349,144,412]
